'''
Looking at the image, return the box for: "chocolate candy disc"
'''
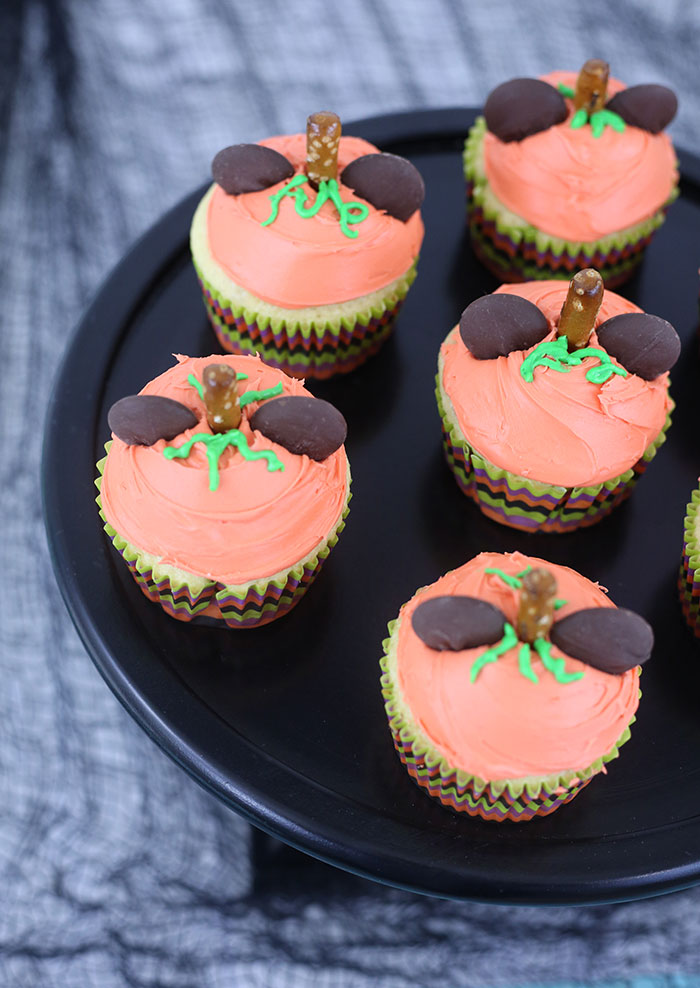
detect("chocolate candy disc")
[459,293,549,359]
[249,396,347,461]
[596,312,680,380]
[484,78,568,142]
[340,153,425,222]
[211,144,295,196]
[550,607,654,676]
[108,395,198,446]
[411,596,506,651]
[606,84,678,134]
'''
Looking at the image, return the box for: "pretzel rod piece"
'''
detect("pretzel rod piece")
[574,59,609,114]
[306,111,341,189]
[558,269,604,349]
[517,568,557,644]
[202,363,242,433]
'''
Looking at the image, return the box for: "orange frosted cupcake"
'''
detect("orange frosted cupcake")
[380,551,653,821]
[96,354,350,628]
[191,111,425,379]
[464,60,678,286]
[437,271,679,532]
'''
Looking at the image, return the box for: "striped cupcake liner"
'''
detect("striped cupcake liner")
[96,454,350,629]
[194,261,416,380]
[680,486,700,638]
[380,619,634,822]
[437,376,672,534]
[389,722,591,821]
[467,194,655,289]
[463,116,677,288]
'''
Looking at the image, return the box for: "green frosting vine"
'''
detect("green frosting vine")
[556,82,626,137]
[520,335,628,385]
[163,430,284,492]
[239,382,283,407]
[261,174,369,238]
[470,623,518,683]
[177,373,286,489]
[471,565,579,684]
[187,371,281,407]
[484,566,566,609]
[187,370,249,401]
[534,638,585,684]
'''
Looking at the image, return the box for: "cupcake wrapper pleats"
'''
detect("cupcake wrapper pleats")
[680,487,700,637]
[380,620,635,822]
[194,260,416,380]
[463,116,678,288]
[389,722,591,821]
[96,453,350,629]
[437,376,672,534]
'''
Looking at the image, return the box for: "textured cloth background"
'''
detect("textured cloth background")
[2,1,700,985]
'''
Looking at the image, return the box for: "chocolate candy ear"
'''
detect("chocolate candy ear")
[249,396,347,461]
[340,153,425,222]
[596,312,680,380]
[550,607,653,675]
[411,596,506,651]
[484,78,568,142]
[211,144,295,195]
[459,294,549,359]
[108,395,198,446]
[606,85,677,134]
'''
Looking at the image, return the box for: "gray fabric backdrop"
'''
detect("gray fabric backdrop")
[3,1,700,985]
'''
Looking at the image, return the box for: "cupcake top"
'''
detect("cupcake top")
[100,354,349,586]
[199,112,425,309]
[390,551,650,782]
[480,66,678,241]
[440,276,678,487]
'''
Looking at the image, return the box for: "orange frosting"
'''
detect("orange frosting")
[206,134,424,308]
[396,551,640,781]
[100,355,349,585]
[440,280,672,487]
[482,71,678,241]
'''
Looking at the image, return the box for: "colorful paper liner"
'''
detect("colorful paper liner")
[193,259,416,380]
[95,456,350,629]
[436,375,672,533]
[680,486,700,637]
[463,116,677,288]
[380,620,634,822]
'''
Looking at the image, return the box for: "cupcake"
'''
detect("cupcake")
[680,482,700,637]
[96,354,350,628]
[464,60,678,287]
[380,551,653,821]
[190,111,425,379]
[438,270,679,533]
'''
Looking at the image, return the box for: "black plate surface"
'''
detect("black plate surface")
[43,109,700,905]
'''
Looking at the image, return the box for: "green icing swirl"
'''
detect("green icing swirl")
[556,82,626,136]
[484,566,521,589]
[534,638,584,684]
[471,631,582,685]
[261,174,369,239]
[520,335,628,385]
[187,373,204,400]
[238,382,283,407]
[470,622,518,683]
[163,430,284,492]
[473,566,575,683]
[187,372,279,408]
[485,565,567,609]
[518,642,539,684]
